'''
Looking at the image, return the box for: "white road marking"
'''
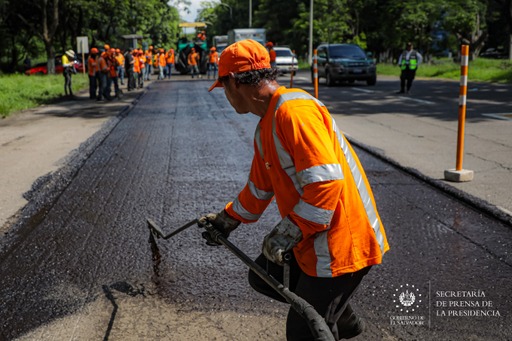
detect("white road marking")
[481,113,512,121]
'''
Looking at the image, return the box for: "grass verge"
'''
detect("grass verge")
[0,73,88,118]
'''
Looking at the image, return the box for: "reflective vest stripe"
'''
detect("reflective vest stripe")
[314,230,332,276]
[295,200,334,225]
[232,197,262,221]
[400,51,418,70]
[248,180,274,201]
[270,92,327,196]
[272,114,303,195]
[332,118,386,253]
[297,163,344,188]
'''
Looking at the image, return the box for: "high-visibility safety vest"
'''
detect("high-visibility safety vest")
[166,50,175,64]
[400,50,419,70]
[87,56,98,76]
[225,86,389,278]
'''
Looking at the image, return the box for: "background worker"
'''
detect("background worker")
[107,48,121,98]
[207,47,218,80]
[61,49,76,97]
[165,48,175,79]
[144,46,153,81]
[115,48,125,85]
[137,49,145,88]
[124,48,135,91]
[158,48,166,80]
[397,42,423,94]
[203,39,389,340]
[98,49,111,100]
[87,47,99,99]
[187,47,199,78]
[266,41,277,68]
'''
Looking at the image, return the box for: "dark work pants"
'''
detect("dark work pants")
[88,74,96,99]
[400,68,417,92]
[248,253,371,341]
[63,70,72,96]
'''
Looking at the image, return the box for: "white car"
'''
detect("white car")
[273,47,298,75]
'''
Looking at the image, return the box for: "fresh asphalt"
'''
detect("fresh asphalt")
[0,71,510,340]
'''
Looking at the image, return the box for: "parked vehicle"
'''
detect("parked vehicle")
[312,43,376,86]
[273,46,298,75]
[25,55,84,75]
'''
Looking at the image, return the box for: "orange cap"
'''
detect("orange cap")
[208,39,270,92]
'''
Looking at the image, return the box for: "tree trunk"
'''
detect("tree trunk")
[42,0,60,74]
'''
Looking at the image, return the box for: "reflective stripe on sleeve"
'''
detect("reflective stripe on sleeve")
[232,198,262,221]
[297,163,343,187]
[332,118,385,253]
[248,180,274,201]
[294,199,334,225]
[254,124,264,160]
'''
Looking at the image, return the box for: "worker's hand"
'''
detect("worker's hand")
[262,218,302,265]
[197,210,241,246]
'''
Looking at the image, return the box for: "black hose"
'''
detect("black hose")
[204,224,335,341]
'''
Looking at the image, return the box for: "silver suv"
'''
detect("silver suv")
[312,43,376,86]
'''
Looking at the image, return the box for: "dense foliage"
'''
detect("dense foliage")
[198,0,512,62]
[1,0,511,73]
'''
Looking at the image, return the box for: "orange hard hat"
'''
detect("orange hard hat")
[265,41,273,47]
[110,48,116,53]
[90,47,99,54]
[210,47,216,51]
[116,48,120,53]
[104,44,110,50]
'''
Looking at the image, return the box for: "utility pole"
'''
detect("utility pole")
[308,0,313,65]
[249,0,252,27]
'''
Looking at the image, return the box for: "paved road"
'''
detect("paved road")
[0,75,511,340]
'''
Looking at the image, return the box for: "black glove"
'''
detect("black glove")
[262,218,302,265]
[197,210,241,246]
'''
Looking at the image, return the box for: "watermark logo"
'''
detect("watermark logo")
[390,283,426,326]
[393,283,422,313]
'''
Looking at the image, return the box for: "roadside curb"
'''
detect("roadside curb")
[347,136,512,229]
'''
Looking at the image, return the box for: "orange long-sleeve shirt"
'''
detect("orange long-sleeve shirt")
[225,86,389,278]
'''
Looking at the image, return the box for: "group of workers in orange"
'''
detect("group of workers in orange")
[86,44,175,101]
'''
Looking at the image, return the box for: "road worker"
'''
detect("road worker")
[397,42,423,94]
[115,48,125,85]
[187,47,199,78]
[62,49,76,97]
[202,39,389,341]
[87,47,99,99]
[133,49,141,87]
[145,46,153,81]
[124,48,135,91]
[97,49,111,100]
[207,47,218,80]
[158,48,166,80]
[137,49,145,88]
[165,48,175,79]
[107,48,121,98]
[266,41,277,68]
